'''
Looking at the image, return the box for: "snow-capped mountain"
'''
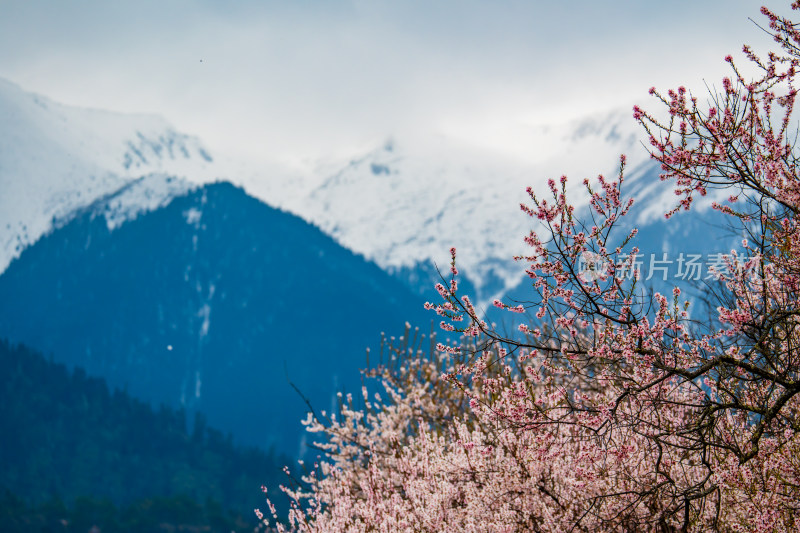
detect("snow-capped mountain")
[1,77,688,308]
[0,77,218,272]
[236,110,653,304]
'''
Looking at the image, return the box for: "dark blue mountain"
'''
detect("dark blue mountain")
[0,180,432,456]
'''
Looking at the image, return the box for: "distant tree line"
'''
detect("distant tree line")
[0,339,289,531]
[0,490,251,533]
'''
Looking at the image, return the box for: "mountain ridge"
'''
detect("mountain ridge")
[0,179,432,456]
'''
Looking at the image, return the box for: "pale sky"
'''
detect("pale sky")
[0,1,768,169]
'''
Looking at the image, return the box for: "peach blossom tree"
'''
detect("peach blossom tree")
[259,3,800,531]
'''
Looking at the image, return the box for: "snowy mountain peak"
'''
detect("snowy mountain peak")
[0,78,218,272]
[238,109,651,305]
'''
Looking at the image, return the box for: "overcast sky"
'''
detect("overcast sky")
[0,1,769,169]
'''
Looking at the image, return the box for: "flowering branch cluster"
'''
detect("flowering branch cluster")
[258,3,800,531]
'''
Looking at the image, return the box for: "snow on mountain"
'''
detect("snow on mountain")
[1,77,682,306]
[236,110,655,304]
[82,173,201,231]
[0,77,218,273]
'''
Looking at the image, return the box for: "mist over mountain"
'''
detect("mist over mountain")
[236,112,651,305]
[0,77,662,304]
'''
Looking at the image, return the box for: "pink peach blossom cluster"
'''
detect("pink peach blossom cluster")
[259,3,800,531]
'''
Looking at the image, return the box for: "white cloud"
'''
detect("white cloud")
[0,0,767,169]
